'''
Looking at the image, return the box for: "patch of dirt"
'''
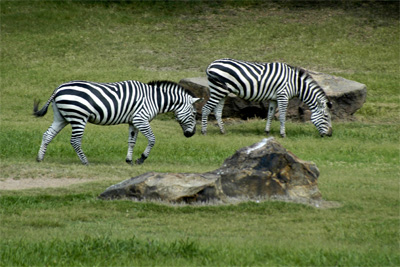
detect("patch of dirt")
[0,178,91,191]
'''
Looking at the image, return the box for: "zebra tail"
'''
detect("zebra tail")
[33,84,63,117]
[33,93,56,117]
[33,99,48,117]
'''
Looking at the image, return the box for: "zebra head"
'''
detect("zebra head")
[310,98,333,137]
[175,97,202,138]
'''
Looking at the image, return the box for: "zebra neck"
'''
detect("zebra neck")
[298,82,324,111]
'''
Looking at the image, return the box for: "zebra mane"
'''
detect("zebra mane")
[147,80,196,98]
[292,66,329,99]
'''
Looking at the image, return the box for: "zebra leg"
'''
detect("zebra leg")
[201,103,213,135]
[37,104,68,162]
[201,95,226,135]
[214,98,226,134]
[37,121,68,162]
[265,101,277,135]
[277,98,289,138]
[126,124,139,165]
[70,121,89,165]
[133,120,155,165]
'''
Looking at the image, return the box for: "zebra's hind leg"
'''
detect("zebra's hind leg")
[37,121,68,162]
[201,97,226,135]
[214,98,226,134]
[70,121,89,165]
[37,104,68,162]
[265,101,277,135]
[126,124,139,165]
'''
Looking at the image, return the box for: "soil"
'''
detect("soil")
[0,178,91,191]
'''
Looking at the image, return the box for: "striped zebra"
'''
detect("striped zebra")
[201,58,333,137]
[33,80,201,165]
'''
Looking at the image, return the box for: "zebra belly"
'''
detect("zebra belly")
[87,110,135,125]
[242,87,278,102]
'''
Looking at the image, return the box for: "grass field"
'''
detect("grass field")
[1,1,399,266]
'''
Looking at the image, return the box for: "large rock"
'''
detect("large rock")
[99,138,322,204]
[179,71,366,121]
[99,171,224,203]
[218,138,321,200]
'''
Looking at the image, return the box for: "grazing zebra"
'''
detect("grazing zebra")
[33,80,201,165]
[201,58,333,137]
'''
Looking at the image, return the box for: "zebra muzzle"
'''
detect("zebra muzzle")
[184,130,195,138]
[321,127,333,137]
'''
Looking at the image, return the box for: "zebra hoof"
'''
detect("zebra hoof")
[201,131,207,135]
[126,159,133,165]
[135,154,147,165]
[135,158,144,165]
[280,134,286,138]
[265,131,270,136]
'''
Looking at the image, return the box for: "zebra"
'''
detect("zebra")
[201,58,333,137]
[33,80,201,165]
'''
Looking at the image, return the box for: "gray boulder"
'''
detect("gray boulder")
[99,138,322,204]
[218,137,321,200]
[99,171,223,203]
[179,71,366,121]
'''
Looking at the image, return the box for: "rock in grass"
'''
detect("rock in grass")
[99,138,322,204]
[217,137,321,200]
[99,171,224,203]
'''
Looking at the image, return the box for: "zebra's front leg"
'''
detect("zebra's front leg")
[265,101,277,135]
[126,124,139,165]
[277,98,289,138]
[134,121,155,165]
[214,98,226,134]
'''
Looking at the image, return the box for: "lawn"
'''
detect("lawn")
[1,1,399,266]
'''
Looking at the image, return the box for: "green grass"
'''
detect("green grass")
[1,1,399,266]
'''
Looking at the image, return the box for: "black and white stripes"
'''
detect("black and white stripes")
[201,58,332,137]
[34,80,200,165]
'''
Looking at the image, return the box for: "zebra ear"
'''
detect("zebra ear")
[191,98,203,104]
